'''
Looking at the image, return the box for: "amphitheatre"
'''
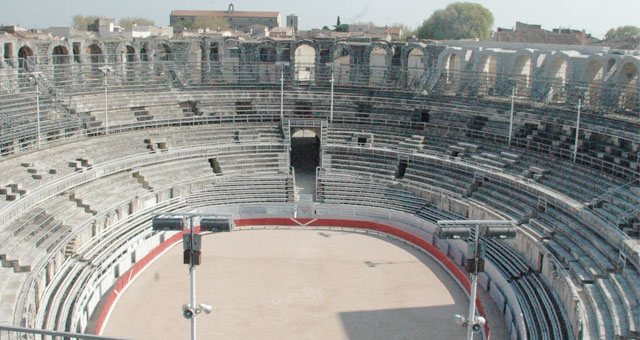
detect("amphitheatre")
[0,29,638,340]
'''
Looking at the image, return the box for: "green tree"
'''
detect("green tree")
[604,26,640,40]
[118,17,155,31]
[416,2,494,40]
[72,15,99,30]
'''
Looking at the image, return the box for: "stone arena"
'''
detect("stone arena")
[0,32,638,340]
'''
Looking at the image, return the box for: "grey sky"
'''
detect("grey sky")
[1,0,639,39]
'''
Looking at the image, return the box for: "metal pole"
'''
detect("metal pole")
[508,85,515,147]
[330,69,335,123]
[466,224,480,340]
[105,77,109,135]
[189,216,196,340]
[573,98,581,162]
[280,64,284,121]
[35,82,41,149]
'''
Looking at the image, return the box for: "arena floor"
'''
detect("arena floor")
[101,229,498,339]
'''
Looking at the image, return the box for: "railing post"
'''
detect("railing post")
[573,98,582,162]
[508,85,515,147]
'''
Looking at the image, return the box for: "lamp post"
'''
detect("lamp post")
[100,66,114,134]
[436,220,517,340]
[280,62,285,121]
[573,97,582,163]
[508,84,515,147]
[152,213,232,340]
[29,72,43,149]
[330,64,335,123]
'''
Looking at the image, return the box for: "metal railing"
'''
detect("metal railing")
[0,324,134,340]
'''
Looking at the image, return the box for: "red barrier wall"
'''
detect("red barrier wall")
[96,219,490,338]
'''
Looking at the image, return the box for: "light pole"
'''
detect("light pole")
[29,72,43,149]
[280,62,285,121]
[508,84,515,147]
[436,220,517,340]
[330,64,335,123]
[152,213,232,340]
[100,66,114,134]
[573,97,582,163]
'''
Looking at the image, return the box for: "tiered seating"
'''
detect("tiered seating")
[187,174,294,207]
[316,169,427,214]
[323,145,398,180]
[401,157,475,197]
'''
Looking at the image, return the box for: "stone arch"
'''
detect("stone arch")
[222,39,241,83]
[120,44,137,82]
[49,43,70,64]
[334,43,352,85]
[85,42,106,64]
[140,43,149,62]
[548,56,569,102]
[512,53,534,96]
[584,59,604,106]
[477,53,498,95]
[257,41,278,83]
[549,57,569,82]
[17,45,34,70]
[618,62,638,110]
[407,47,426,87]
[155,42,173,61]
[369,46,388,85]
[294,43,316,82]
[258,45,277,63]
[51,44,70,85]
[443,52,462,85]
[120,44,137,63]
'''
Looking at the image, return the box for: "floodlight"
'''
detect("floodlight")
[200,218,231,232]
[435,226,471,239]
[482,226,517,239]
[152,217,186,231]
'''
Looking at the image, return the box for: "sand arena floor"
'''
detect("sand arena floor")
[102,229,474,339]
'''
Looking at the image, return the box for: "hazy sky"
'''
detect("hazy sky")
[1,0,639,39]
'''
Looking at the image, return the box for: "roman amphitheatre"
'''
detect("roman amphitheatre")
[0,19,638,340]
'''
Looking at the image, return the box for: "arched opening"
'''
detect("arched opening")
[514,55,532,95]
[619,63,638,111]
[549,58,568,102]
[478,55,498,95]
[444,53,461,85]
[407,48,425,87]
[86,44,105,86]
[52,45,70,85]
[334,48,351,85]
[290,127,320,200]
[157,43,172,61]
[140,45,149,62]
[121,45,136,82]
[258,46,277,82]
[585,61,603,106]
[294,44,315,83]
[369,46,387,86]
[259,46,276,62]
[86,44,104,64]
[17,45,34,70]
[122,45,136,63]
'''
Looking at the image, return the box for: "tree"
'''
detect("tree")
[337,16,341,26]
[604,26,640,40]
[118,17,155,31]
[72,15,99,30]
[416,2,494,40]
